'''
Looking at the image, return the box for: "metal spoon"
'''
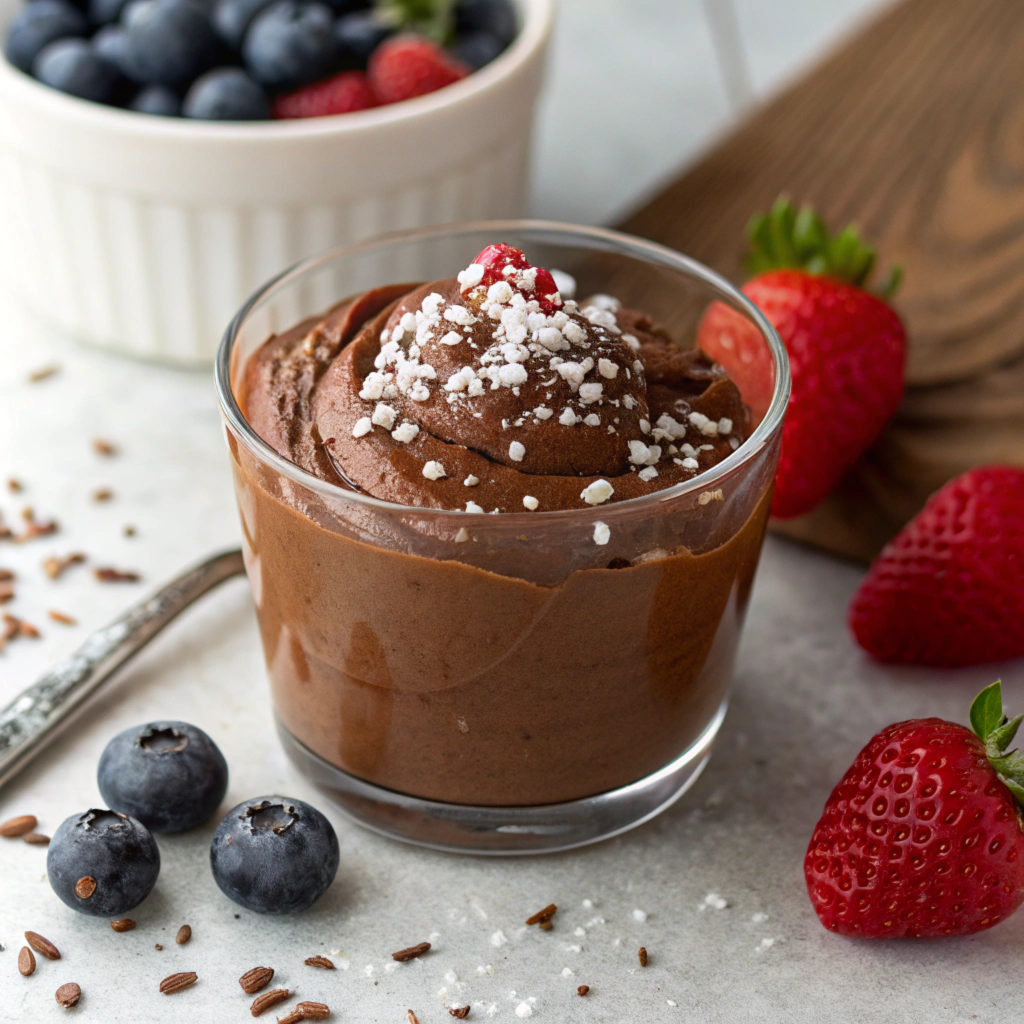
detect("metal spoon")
[0,549,245,791]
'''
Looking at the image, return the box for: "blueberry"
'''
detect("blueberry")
[124,0,217,88]
[210,795,339,914]
[130,83,181,114]
[98,721,229,832]
[211,0,272,51]
[92,24,135,77]
[333,9,391,65]
[451,30,505,70]
[4,0,88,74]
[242,0,336,90]
[183,66,268,118]
[32,38,120,101]
[455,0,516,46]
[88,0,129,26]
[47,809,160,917]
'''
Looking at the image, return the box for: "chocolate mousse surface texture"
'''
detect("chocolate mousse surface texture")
[241,246,748,513]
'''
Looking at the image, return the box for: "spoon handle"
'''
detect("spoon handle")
[0,548,245,791]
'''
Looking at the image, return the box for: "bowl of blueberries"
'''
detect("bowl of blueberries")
[0,0,553,363]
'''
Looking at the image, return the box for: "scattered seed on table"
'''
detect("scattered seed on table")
[1,815,38,837]
[159,972,197,994]
[304,955,334,969]
[176,924,192,945]
[18,946,36,976]
[295,1002,330,1019]
[55,983,81,1008]
[24,931,60,960]
[392,942,431,962]
[239,967,274,993]
[249,987,289,1016]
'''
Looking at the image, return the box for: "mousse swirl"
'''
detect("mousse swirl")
[242,246,749,513]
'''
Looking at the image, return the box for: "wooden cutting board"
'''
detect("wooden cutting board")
[618,0,1024,562]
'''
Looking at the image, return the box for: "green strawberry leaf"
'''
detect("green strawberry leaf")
[742,197,900,298]
[970,681,1024,811]
[998,776,1024,806]
[377,0,457,43]
[970,680,1005,742]
[987,713,1023,757]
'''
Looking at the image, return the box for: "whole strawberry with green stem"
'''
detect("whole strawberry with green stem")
[697,198,907,519]
[805,681,1024,938]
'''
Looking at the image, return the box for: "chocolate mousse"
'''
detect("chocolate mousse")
[230,244,776,806]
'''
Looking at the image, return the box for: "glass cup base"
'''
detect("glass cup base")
[276,701,727,855]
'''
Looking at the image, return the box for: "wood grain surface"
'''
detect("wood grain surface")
[618,0,1024,561]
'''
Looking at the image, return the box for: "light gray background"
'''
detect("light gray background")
[6,1,1022,1021]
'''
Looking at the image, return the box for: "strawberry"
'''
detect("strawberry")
[458,243,561,313]
[368,34,469,106]
[805,681,1024,938]
[849,465,1024,667]
[697,199,907,519]
[272,71,376,119]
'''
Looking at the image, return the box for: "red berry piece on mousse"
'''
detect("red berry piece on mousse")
[805,680,1024,938]
[457,243,561,313]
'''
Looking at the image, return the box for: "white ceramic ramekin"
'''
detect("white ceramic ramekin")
[0,0,553,364]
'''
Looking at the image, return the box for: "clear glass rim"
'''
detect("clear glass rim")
[214,219,791,523]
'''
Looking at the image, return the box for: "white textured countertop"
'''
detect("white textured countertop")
[7,2,1023,1021]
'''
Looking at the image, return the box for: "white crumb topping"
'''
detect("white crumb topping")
[598,358,619,379]
[628,440,652,465]
[583,413,601,427]
[457,263,485,290]
[559,408,579,426]
[391,422,419,443]
[593,521,610,545]
[509,441,526,462]
[523,495,539,510]
[578,381,604,404]
[551,269,577,298]
[580,479,614,505]
[352,417,373,438]
[359,372,386,400]
[422,461,446,480]
[371,403,396,430]
[638,466,658,482]
[465,501,484,513]
[444,305,476,326]
[487,281,514,305]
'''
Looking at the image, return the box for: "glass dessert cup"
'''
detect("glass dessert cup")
[215,222,789,854]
